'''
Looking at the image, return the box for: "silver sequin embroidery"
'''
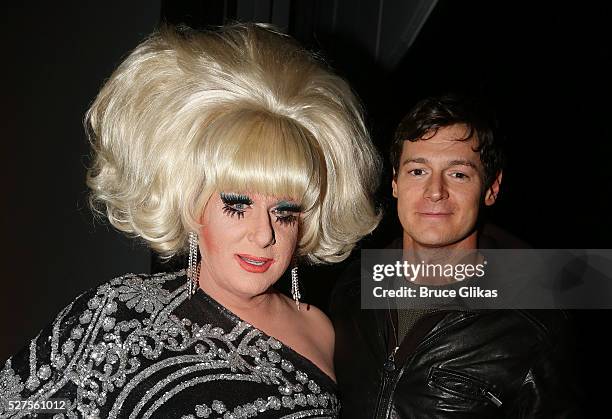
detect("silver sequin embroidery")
[0,271,338,418]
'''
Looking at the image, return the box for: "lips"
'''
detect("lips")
[416,211,453,223]
[235,254,274,273]
[417,212,453,218]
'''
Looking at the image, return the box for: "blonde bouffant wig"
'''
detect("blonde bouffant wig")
[86,24,381,264]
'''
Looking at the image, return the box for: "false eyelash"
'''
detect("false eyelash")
[222,204,245,219]
[220,193,252,219]
[275,214,298,226]
[272,202,301,227]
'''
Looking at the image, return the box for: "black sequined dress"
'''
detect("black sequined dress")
[0,271,339,418]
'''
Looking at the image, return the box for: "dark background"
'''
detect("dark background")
[2,0,610,415]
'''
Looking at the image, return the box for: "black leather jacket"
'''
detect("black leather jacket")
[330,261,581,418]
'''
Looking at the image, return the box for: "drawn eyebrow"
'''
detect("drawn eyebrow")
[275,201,302,212]
[220,193,253,204]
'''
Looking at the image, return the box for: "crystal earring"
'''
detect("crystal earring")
[291,266,301,310]
[187,231,200,297]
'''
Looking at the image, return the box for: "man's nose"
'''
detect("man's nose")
[247,209,276,247]
[424,173,449,202]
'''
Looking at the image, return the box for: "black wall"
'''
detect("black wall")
[1,2,159,360]
[2,0,610,414]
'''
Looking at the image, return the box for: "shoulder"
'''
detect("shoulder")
[279,294,334,333]
[3,270,188,375]
[103,269,187,296]
[329,240,401,311]
[294,300,336,377]
[485,309,572,340]
[48,270,189,323]
[302,303,335,339]
[279,294,335,354]
[302,303,335,362]
[0,270,189,412]
[100,269,188,312]
[449,309,573,347]
[514,309,574,344]
[10,269,188,348]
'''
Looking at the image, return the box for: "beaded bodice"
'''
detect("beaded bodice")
[0,271,339,418]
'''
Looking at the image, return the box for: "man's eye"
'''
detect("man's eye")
[451,172,469,180]
[408,168,427,176]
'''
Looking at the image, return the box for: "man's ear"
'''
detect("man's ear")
[484,170,503,206]
[392,170,398,198]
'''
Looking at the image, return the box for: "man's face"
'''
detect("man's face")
[392,123,501,250]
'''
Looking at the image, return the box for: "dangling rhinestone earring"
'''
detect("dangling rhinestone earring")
[187,231,200,297]
[291,266,301,310]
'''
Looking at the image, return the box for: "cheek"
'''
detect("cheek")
[396,190,417,217]
[200,227,220,255]
[198,212,241,257]
[455,189,482,218]
[397,181,418,201]
[276,225,299,256]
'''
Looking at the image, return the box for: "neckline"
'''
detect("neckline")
[192,286,337,388]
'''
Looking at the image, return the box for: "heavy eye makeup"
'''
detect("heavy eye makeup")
[219,193,301,225]
[271,201,301,226]
[220,193,253,219]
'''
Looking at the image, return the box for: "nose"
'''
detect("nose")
[424,173,449,202]
[247,208,276,247]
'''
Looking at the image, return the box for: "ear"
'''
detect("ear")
[392,170,398,198]
[484,170,502,206]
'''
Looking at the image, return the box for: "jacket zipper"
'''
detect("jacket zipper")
[482,388,503,407]
[374,350,400,419]
[374,311,479,418]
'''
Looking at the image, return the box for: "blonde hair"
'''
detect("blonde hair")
[86,24,381,263]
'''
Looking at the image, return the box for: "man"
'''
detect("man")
[331,93,579,418]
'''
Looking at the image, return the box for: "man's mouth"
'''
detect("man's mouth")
[418,212,452,216]
[235,254,274,273]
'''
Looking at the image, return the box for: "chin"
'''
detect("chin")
[232,282,274,298]
[419,240,453,248]
[243,273,281,290]
[411,230,449,246]
[412,235,460,248]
